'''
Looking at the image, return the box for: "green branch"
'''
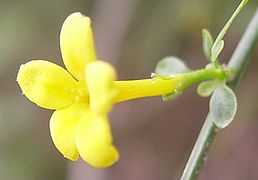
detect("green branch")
[228,8,258,88]
[180,6,258,180]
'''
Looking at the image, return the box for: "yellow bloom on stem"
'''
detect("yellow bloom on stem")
[17,12,188,168]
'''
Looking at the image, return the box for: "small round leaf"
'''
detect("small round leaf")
[155,56,190,76]
[197,80,219,97]
[209,85,237,129]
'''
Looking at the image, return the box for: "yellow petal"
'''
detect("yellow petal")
[75,112,119,168]
[49,103,87,161]
[86,61,117,115]
[17,60,82,110]
[60,12,96,81]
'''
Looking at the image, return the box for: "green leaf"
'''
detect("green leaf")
[202,29,214,61]
[162,91,182,101]
[197,80,219,97]
[211,40,224,62]
[209,85,237,129]
[155,56,190,76]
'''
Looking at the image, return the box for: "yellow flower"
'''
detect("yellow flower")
[17,12,182,168]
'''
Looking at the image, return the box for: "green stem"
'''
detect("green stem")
[181,114,217,180]
[181,6,258,180]
[213,0,248,47]
[228,8,258,88]
[178,67,225,90]
[212,59,223,70]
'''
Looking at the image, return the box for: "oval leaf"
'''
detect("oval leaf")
[197,79,219,97]
[155,56,190,76]
[209,85,237,129]
[211,40,224,62]
[202,29,214,61]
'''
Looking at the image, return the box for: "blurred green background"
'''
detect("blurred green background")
[0,0,258,179]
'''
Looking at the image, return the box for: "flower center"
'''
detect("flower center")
[73,82,89,104]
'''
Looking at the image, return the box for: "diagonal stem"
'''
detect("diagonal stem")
[228,8,258,88]
[180,6,258,180]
